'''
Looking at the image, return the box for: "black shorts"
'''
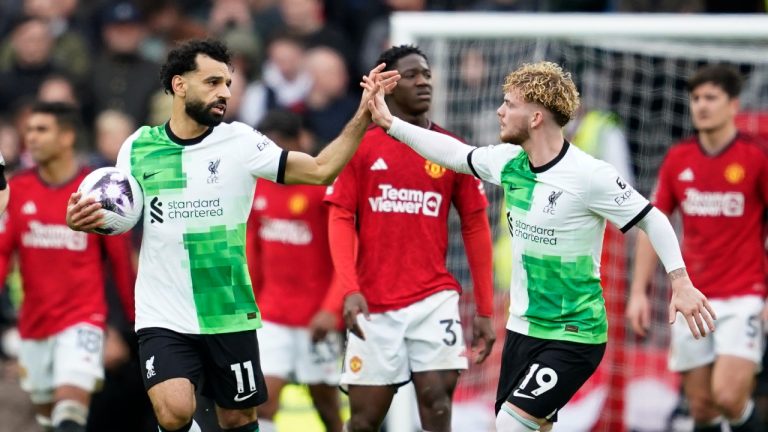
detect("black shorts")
[137,327,267,409]
[495,330,605,422]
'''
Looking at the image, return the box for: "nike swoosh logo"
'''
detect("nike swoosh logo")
[512,389,534,399]
[509,186,523,191]
[143,171,162,180]
[233,391,258,402]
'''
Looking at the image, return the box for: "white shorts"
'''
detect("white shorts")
[258,321,341,386]
[340,290,468,387]
[669,295,765,372]
[18,323,105,404]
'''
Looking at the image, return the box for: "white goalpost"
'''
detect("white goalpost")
[387,12,768,432]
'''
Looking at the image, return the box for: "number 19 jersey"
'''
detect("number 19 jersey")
[469,142,651,344]
[117,122,287,335]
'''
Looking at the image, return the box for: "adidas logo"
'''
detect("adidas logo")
[370,158,388,171]
[21,201,37,215]
[678,168,694,182]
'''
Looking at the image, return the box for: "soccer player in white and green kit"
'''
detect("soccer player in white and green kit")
[364,61,717,432]
[65,39,399,432]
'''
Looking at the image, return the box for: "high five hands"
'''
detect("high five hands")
[361,70,396,130]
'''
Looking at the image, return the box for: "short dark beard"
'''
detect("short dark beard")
[185,98,224,127]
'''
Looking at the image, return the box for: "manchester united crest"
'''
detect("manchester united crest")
[424,160,446,179]
[288,194,309,215]
[349,356,363,373]
[724,163,745,184]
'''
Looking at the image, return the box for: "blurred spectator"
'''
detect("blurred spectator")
[37,74,80,107]
[302,46,357,149]
[239,32,311,127]
[276,0,357,78]
[137,0,208,63]
[90,109,136,168]
[356,0,426,76]
[91,1,160,124]
[208,0,254,35]
[18,0,92,80]
[0,17,64,115]
[0,120,22,176]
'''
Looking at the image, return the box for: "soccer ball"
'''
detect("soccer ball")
[78,167,143,235]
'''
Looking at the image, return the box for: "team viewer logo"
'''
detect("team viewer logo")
[369,184,442,217]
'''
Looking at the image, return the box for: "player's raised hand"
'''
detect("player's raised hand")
[472,316,496,364]
[343,292,370,340]
[360,66,398,130]
[668,270,716,339]
[66,191,104,232]
[626,291,652,337]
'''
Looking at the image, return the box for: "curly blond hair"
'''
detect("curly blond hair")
[502,61,580,127]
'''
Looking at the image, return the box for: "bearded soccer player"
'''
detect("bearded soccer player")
[65,39,398,432]
[364,61,715,432]
[0,101,136,432]
[627,64,768,432]
[324,45,496,432]
[247,110,342,432]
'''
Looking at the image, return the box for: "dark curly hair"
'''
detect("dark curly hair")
[160,38,232,95]
[375,45,428,72]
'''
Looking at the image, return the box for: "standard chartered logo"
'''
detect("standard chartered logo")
[150,197,224,222]
[507,213,557,245]
[368,184,442,217]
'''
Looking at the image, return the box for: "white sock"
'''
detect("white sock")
[260,419,277,432]
[51,399,88,427]
[496,404,540,431]
[158,419,202,432]
[729,399,755,426]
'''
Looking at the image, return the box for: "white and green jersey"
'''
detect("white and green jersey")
[116,122,287,335]
[469,142,651,344]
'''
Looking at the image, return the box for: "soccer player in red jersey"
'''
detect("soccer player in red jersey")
[324,45,496,432]
[627,65,768,432]
[0,102,136,432]
[247,110,342,432]
[0,149,8,215]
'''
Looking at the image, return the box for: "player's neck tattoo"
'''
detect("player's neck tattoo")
[668,268,688,280]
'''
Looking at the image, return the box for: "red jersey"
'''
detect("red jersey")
[324,124,488,313]
[653,133,768,298]
[247,181,336,327]
[0,168,136,339]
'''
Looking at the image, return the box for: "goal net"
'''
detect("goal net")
[390,12,768,432]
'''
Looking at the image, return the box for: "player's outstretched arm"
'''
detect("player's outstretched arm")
[66,191,105,233]
[635,207,716,339]
[365,76,475,175]
[626,230,658,338]
[282,64,400,185]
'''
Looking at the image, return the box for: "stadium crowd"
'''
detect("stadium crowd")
[0,1,767,432]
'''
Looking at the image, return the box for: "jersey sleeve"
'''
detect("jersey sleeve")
[115,128,144,172]
[242,129,288,183]
[587,161,652,233]
[0,208,17,286]
[452,172,488,216]
[466,144,523,185]
[651,151,677,214]
[323,154,359,212]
